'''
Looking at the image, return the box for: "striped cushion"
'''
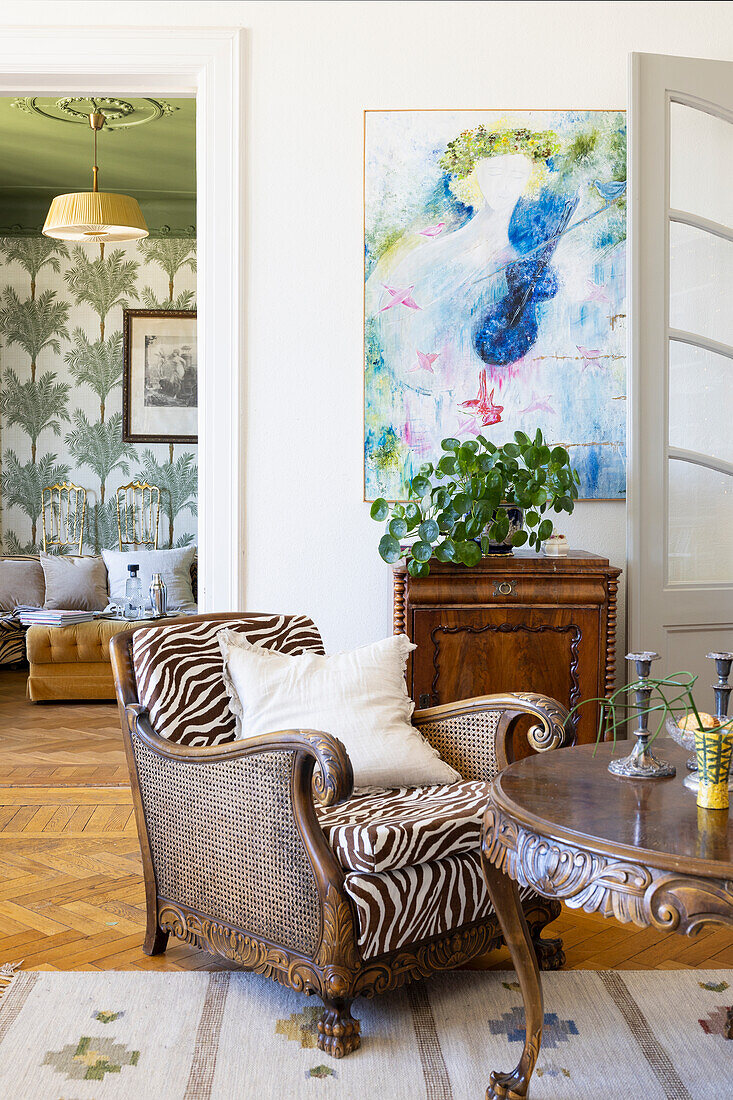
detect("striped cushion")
[0,617,26,666]
[345,851,537,959]
[132,614,324,747]
[317,781,490,873]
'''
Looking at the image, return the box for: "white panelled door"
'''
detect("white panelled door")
[629,53,733,692]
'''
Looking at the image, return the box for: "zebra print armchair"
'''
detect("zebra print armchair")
[110,612,572,1059]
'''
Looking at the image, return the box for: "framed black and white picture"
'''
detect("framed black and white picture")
[122,309,197,443]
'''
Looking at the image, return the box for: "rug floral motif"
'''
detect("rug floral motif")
[43,1036,140,1081]
[489,1007,579,1048]
[274,1004,321,1049]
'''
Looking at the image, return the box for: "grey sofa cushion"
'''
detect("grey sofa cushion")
[0,557,45,611]
[40,553,109,611]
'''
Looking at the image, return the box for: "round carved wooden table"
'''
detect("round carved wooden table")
[480,742,733,1100]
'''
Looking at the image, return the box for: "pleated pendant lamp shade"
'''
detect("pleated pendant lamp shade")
[42,110,148,245]
[43,191,148,244]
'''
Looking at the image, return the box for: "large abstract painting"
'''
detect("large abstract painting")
[364,110,627,500]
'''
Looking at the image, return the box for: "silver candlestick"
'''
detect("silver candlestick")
[683,651,733,792]
[608,652,677,780]
[709,651,733,720]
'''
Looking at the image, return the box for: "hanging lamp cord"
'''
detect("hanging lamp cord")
[89,108,105,193]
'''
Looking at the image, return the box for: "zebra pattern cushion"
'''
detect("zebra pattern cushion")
[316,780,491,874]
[344,850,536,960]
[0,617,26,666]
[131,614,325,747]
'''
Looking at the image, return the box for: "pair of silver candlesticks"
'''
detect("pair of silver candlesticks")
[608,651,732,782]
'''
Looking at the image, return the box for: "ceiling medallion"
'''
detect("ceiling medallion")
[10,96,178,130]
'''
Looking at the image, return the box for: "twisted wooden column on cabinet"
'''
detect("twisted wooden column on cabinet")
[480,742,733,1100]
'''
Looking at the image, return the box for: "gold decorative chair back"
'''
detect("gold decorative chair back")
[115,481,160,550]
[41,482,87,555]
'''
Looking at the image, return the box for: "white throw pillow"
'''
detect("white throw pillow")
[101,546,196,612]
[217,630,460,789]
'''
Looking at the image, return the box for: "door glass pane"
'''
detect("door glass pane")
[669,340,733,463]
[670,101,733,227]
[669,221,733,346]
[668,459,733,585]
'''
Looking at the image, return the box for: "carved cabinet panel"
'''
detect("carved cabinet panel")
[393,551,621,746]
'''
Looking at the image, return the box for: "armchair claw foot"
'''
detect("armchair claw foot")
[725,1007,733,1040]
[526,899,565,971]
[531,934,565,972]
[317,1000,361,1058]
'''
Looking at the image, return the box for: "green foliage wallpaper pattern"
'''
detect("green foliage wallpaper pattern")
[0,236,197,554]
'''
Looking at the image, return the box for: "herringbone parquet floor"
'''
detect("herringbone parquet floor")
[0,669,730,974]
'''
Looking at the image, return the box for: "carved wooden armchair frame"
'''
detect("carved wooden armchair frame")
[110,613,573,1059]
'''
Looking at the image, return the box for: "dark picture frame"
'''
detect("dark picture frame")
[122,308,197,443]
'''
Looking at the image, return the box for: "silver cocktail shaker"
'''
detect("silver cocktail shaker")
[149,572,168,618]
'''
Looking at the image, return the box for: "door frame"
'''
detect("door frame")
[628,51,733,662]
[0,26,246,611]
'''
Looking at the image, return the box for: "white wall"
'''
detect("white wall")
[5,1,733,653]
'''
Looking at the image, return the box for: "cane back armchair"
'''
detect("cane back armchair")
[110,612,573,1058]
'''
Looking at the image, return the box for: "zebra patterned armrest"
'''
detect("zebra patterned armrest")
[413,693,572,781]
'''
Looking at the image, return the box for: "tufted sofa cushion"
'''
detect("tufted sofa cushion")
[131,614,325,747]
[316,780,491,874]
[26,619,142,664]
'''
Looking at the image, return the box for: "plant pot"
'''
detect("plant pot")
[482,506,524,555]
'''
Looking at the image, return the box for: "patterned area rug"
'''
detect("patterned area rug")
[0,967,730,1098]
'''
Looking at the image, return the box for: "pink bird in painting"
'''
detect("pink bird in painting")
[585,279,610,303]
[379,284,422,312]
[519,392,556,416]
[409,350,440,374]
[577,345,603,371]
[459,368,504,426]
[419,222,446,237]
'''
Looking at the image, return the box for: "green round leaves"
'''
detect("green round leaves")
[407,559,429,578]
[378,533,402,564]
[410,540,433,563]
[418,519,439,543]
[410,475,432,498]
[434,539,456,562]
[457,540,482,567]
[373,428,580,578]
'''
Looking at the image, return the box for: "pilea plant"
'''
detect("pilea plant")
[371,428,580,577]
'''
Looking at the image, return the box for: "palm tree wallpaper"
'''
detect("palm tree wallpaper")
[0,236,197,553]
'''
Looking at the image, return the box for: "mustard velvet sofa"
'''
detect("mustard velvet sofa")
[26,619,145,702]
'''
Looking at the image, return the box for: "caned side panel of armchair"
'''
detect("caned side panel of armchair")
[413,692,573,782]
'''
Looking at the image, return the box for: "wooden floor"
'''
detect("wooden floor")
[1,669,731,974]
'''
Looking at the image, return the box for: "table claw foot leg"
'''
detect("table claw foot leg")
[725,1006,733,1040]
[481,847,543,1100]
[487,1067,532,1099]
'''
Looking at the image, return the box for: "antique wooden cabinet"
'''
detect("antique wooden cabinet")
[393,551,622,746]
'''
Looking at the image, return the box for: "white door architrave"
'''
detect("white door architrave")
[0,27,246,612]
[629,52,733,685]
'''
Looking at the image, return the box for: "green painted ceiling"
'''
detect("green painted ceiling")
[0,96,196,237]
